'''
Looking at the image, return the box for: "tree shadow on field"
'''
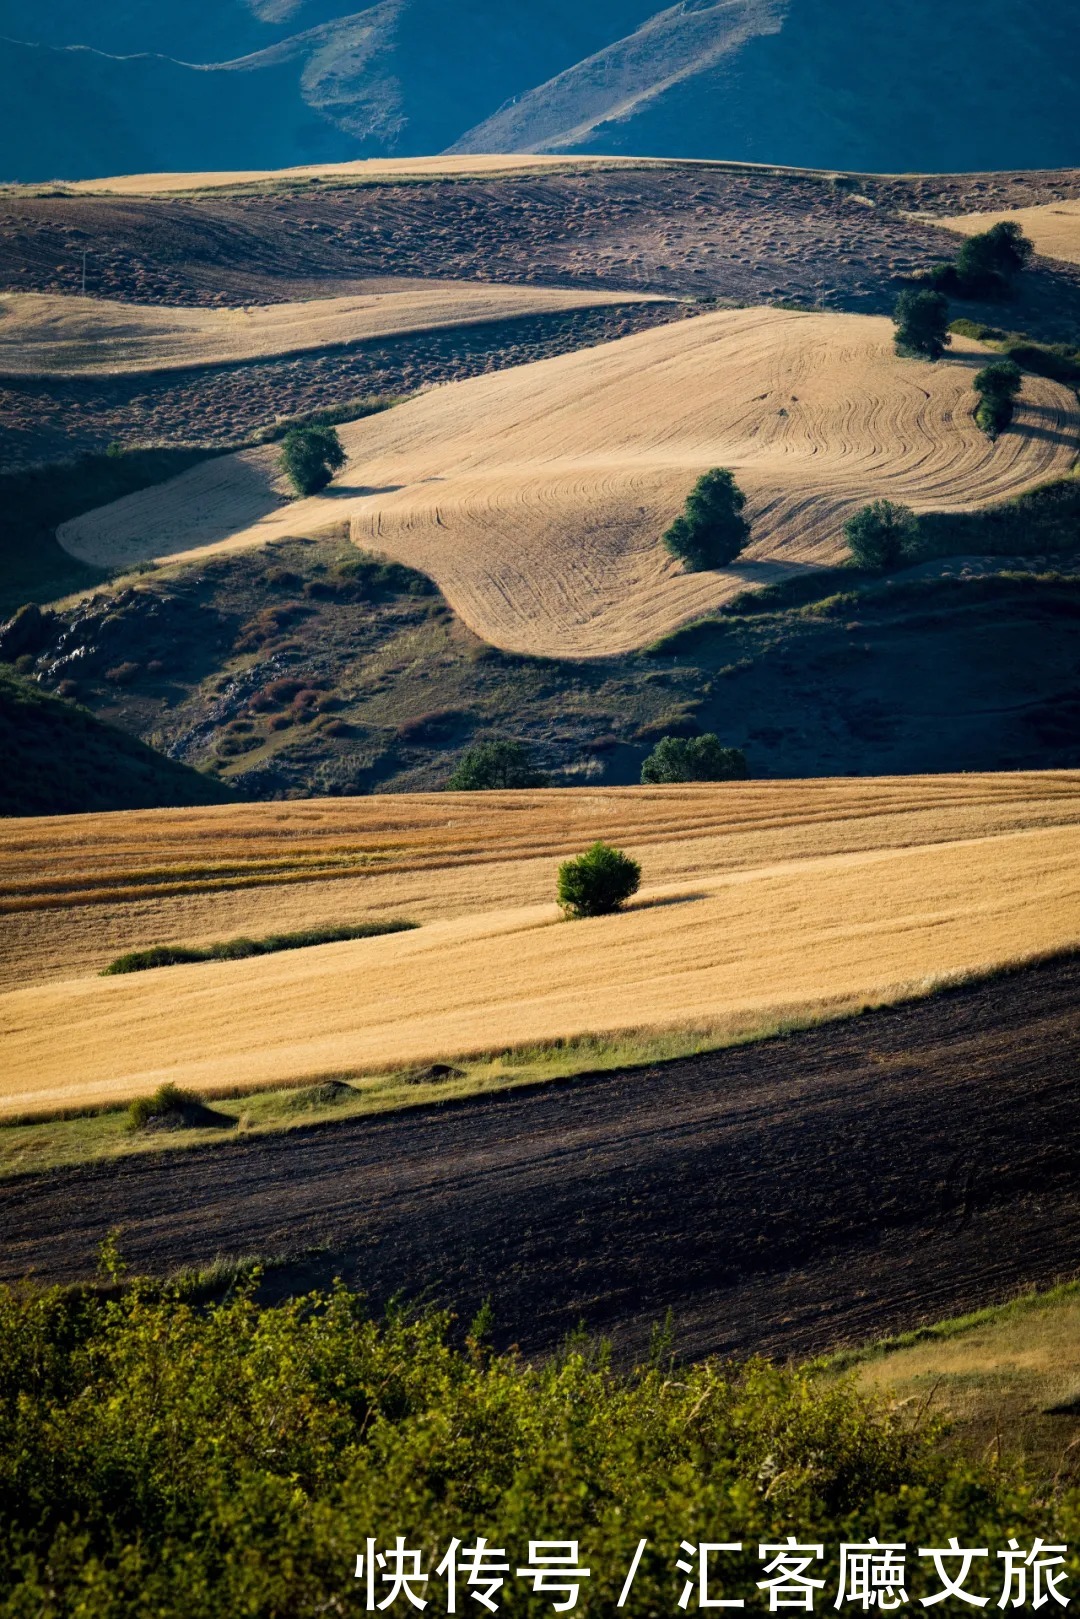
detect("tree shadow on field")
[326,483,405,498]
[627,891,713,914]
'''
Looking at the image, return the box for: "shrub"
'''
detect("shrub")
[641,734,749,784]
[663,468,750,571]
[102,922,416,976]
[974,359,1023,439]
[279,424,347,497]
[893,289,951,361]
[844,500,921,570]
[557,841,641,918]
[127,1083,198,1131]
[0,1280,1064,1617]
[955,221,1034,295]
[447,739,546,790]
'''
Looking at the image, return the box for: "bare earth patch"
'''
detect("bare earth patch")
[58,308,1080,657]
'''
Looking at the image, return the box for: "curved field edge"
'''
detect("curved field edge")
[2,941,1078,1181]
[55,308,1080,658]
[0,284,666,379]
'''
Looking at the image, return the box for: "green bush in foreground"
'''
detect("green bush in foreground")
[558,841,641,917]
[641,734,749,784]
[101,922,415,975]
[0,1278,1071,1618]
[663,468,750,571]
[447,739,546,790]
[279,424,347,497]
[844,500,921,571]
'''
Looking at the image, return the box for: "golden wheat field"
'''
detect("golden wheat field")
[0,283,659,378]
[938,200,1080,268]
[57,307,1080,657]
[60,153,641,196]
[1,774,1078,1118]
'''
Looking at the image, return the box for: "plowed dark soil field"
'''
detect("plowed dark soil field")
[3,954,1079,1362]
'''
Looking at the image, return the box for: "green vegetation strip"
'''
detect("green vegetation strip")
[0,1268,1074,1616]
[101,921,417,975]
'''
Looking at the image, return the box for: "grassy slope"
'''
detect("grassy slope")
[827,1284,1080,1486]
[0,665,231,816]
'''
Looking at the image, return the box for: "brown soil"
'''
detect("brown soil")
[3,953,1079,1363]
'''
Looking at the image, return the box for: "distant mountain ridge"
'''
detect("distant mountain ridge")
[1,0,1078,182]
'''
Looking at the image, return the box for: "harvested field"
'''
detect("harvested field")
[3,953,1080,1366]
[0,282,660,378]
[0,773,1078,1118]
[58,308,1080,656]
[62,153,641,196]
[938,201,1080,269]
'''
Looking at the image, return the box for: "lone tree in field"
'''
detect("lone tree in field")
[641,734,749,785]
[447,739,546,790]
[973,358,1023,439]
[893,289,951,361]
[956,221,1034,296]
[557,841,641,919]
[280,424,347,497]
[844,500,921,570]
[663,468,750,572]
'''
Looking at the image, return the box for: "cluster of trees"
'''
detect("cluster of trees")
[893,221,1034,364]
[927,220,1035,300]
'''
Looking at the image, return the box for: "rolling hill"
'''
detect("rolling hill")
[56,308,1080,657]
[1,0,1078,183]
[0,664,232,816]
[1,773,1078,1115]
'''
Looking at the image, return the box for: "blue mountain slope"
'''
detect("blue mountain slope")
[1,0,1077,183]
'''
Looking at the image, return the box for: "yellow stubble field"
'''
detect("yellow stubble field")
[57,307,1080,657]
[1,774,1078,1119]
[937,200,1080,268]
[0,282,663,378]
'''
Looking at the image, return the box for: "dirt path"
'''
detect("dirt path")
[4,955,1079,1363]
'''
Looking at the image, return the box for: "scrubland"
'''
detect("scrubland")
[57,308,1079,656]
[0,774,1077,1118]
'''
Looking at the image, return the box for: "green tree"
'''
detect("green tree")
[844,500,921,570]
[447,739,546,790]
[973,358,1023,438]
[957,221,1034,294]
[279,424,347,497]
[641,733,749,784]
[663,468,750,572]
[557,841,641,918]
[893,289,952,361]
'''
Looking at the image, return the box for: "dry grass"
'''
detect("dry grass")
[0,283,661,378]
[58,153,644,197]
[836,1285,1080,1482]
[937,200,1080,268]
[57,309,1080,656]
[0,775,1078,1119]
